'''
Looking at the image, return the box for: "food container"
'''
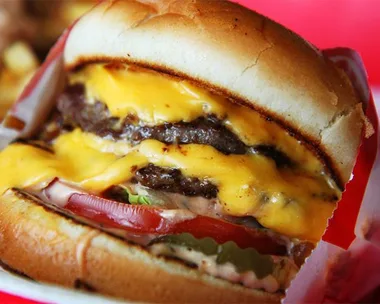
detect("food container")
[0,2,379,304]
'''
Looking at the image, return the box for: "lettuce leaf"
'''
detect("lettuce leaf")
[125,188,152,205]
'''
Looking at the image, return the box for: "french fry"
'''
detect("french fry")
[3,42,38,74]
[0,41,39,120]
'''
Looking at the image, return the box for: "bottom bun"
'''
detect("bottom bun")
[0,189,281,303]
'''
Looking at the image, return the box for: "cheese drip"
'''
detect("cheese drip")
[0,129,338,241]
[69,63,323,174]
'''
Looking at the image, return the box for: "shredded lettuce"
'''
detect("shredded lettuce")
[124,188,152,205]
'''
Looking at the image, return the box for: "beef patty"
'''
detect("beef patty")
[133,164,218,199]
[38,84,294,168]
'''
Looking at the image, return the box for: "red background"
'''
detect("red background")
[2,1,380,303]
[236,0,380,86]
[0,294,43,304]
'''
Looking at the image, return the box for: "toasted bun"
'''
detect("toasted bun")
[0,189,280,303]
[64,0,364,187]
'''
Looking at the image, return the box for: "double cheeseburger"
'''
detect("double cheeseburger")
[0,0,367,302]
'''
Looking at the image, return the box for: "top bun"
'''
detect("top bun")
[64,0,365,187]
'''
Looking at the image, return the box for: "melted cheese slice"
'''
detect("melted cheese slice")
[0,63,341,242]
[69,64,323,174]
[0,129,338,241]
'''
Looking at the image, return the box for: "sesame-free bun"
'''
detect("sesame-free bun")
[64,0,365,187]
[0,189,280,303]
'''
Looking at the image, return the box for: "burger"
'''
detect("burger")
[0,0,367,303]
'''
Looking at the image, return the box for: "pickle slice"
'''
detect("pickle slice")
[152,233,274,279]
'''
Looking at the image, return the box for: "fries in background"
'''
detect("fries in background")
[27,0,95,57]
[0,0,36,54]
[0,42,38,119]
[0,0,95,120]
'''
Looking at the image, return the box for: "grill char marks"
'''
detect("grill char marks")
[122,115,246,154]
[133,164,218,199]
[37,84,116,142]
[57,84,118,136]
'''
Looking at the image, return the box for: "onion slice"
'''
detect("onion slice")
[42,178,85,207]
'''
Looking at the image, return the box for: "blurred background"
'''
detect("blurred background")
[237,0,380,92]
[0,0,95,118]
[0,0,379,120]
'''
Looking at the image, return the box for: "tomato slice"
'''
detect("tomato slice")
[67,193,287,255]
[67,194,171,231]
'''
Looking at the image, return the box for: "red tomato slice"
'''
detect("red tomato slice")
[67,193,287,255]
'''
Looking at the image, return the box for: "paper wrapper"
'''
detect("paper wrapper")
[0,22,379,304]
[284,48,380,303]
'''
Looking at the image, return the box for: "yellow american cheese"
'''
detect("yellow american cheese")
[69,64,323,174]
[0,129,337,241]
[0,63,341,242]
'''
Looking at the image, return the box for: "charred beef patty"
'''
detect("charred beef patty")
[103,164,218,200]
[133,164,218,199]
[30,83,339,209]
[37,84,293,168]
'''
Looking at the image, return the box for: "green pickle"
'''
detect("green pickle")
[216,241,274,279]
[153,233,274,279]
